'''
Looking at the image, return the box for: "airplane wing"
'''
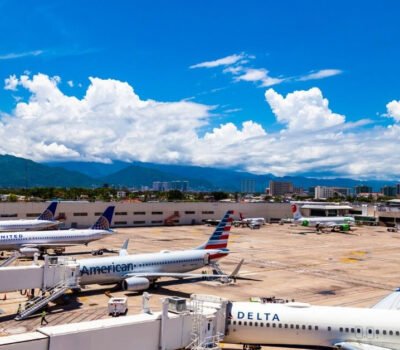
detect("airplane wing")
[125,259,244,281]
[371,289,400,310]
[125,272,229,279]
[335,342,394,350]
[21,243,80,248]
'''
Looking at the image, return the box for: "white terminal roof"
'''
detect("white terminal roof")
[38,312,162,336]
[300,205,353,210]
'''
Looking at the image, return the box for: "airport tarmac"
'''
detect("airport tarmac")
[0,222,399,348]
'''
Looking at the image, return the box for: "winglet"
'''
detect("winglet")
[229,259,244,278]
[119,239,129,256]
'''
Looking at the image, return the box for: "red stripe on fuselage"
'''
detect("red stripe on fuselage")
[205,243,227,249]
[209,252,229,260]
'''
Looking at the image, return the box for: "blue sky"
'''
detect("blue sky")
[0,0,400,179]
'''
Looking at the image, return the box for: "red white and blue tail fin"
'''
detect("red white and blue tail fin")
[197,210,234,250]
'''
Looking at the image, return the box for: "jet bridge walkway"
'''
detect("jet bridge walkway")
[0,294,230,350]
[0,256,80,294]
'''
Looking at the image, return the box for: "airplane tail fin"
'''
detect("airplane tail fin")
[119,239,129,256]
[291,203,302,220]
[197,210,234,250]
[37,201,58,221]
[90,206,115,231]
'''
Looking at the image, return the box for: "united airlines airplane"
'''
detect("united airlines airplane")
[0,206,115,256]
[77,210,242,292]
[225,290,400,350]
[0,201,59,232]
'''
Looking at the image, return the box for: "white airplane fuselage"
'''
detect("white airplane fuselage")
[294,216,355,227]
[242,218,266,225]
[78,249,225,285]
[0,219,59,232]
[0,229,110,251]
[225,301,400,349]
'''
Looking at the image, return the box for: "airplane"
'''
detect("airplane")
[77,210,243,292]
[224,289,400,350]
[0,201,59,232]
[291,203,355,232]
[0,206,115,256]
[234,213,266,227]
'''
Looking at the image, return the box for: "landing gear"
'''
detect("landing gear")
[91,249,104,256]
[243,345,261,350]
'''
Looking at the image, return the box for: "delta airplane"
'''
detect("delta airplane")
[77,210,242,292]
[291,203,355,232]
[225,289,400,350]
[0,201,59,232]
[0,206,115,256]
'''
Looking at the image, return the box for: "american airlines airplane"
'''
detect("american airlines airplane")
[0,206,115,256]
[0,201,59,232]
[291,203,355,231]
[77,210,242,292]
[225,290,400,350]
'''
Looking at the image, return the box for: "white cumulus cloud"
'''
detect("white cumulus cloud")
[386,100,400,122]
[265,87,345,131]
[4,75,19,91]
[0,73,211,163]
[2,73,400,179]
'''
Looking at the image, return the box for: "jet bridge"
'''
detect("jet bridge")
[0,255,80,294]
[0,294,230,350]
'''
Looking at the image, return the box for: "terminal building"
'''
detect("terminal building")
[0,201,292,228]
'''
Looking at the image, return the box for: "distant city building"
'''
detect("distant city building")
[269,181,294,196]
[308,187,316,197]
[170,181,189,192]
[152,181,188,192]
[314,186,334,200]
[293,187,304,195]
[355,185,373,194]
[116,191,127,199]
[152,181,169,191]
[314,186,350,200]
[381,185,397,197]
[241,179,256,193]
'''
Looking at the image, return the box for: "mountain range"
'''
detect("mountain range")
[0,154,396,192]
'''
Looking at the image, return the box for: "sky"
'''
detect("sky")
[0,0,400,179]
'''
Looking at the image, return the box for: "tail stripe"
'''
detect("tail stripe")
[204,210,234,250]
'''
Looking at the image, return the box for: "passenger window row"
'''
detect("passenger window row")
[228,320,318,331]
[227,320,400,337]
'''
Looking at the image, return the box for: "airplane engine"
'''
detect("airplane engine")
[340,224,350,231]
[122,277,150,291]
[301,220,309,227]
[19,247,40,256]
